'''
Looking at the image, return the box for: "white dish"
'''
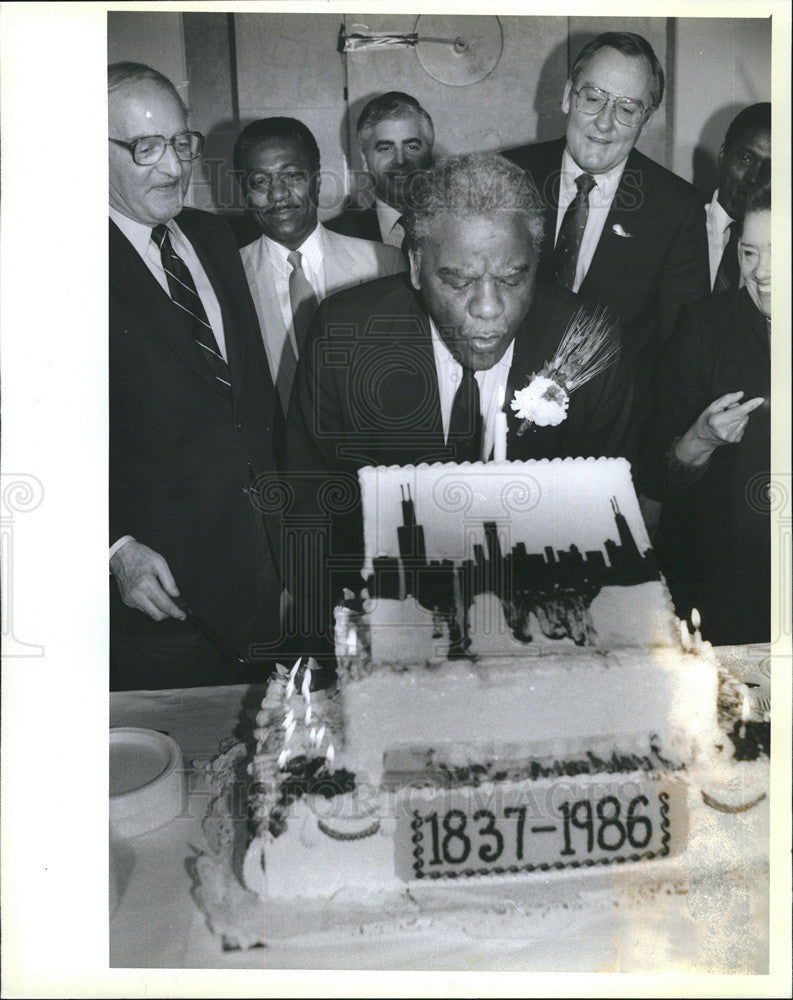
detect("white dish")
[110,728,184,838]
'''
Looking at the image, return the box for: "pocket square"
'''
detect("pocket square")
[611,223,632,238]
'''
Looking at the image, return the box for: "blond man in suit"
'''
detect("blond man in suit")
[235,117,405,410]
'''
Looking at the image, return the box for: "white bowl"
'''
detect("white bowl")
[110,728,184,838]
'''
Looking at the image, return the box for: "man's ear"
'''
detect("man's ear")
[561,79,572,115]
[408,248,421,290]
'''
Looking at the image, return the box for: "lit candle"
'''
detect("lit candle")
[305,704,313,725]
[301,664,312,699]
[690,608,702,650]
[494,385,508,462]
[277,747,291,769]
[325,743,336,773]
[739,688,751,739]
[678,619,691,652]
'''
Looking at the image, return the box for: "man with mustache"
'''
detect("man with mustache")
[235,117,405,412]
[325,92,435,248]
[284,153,635,637]
[705,102,770,292]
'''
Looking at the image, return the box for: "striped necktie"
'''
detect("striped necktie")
[151,224,231,396]
[553,172,596,290]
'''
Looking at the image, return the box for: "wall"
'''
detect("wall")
[672,17,772,194]
[107,11,187,103]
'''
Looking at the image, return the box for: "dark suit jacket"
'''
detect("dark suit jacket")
[323,204,383,243]
[503,139,710,413]
[284,272,635,609]
[639,287,770,644]
[109,209,283,645]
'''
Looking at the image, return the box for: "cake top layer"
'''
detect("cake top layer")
[358,457,679,653]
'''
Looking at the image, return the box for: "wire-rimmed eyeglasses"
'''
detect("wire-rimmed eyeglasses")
[572,86,649,128]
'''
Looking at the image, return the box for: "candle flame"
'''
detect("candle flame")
[691,607,701,630]
[277,748,290,769]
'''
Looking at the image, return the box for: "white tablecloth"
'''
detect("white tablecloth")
[109,650,770,972]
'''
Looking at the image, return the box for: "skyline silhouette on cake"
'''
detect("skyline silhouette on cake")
[366,486,659,649]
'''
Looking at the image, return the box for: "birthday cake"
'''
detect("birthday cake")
[193,458,769,950]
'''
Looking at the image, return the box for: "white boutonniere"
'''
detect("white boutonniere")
[611,223,632,238]
[510,306,620,436]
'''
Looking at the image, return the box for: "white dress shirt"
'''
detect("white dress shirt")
[374,198,405,248]
[108,207,228,560]
[555,148,628,293]
[259,223,325,366]
[429,318,514,461]
[109,206,227,359]
[704,189,735,290]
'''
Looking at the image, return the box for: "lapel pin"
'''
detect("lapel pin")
[611,223,632,238]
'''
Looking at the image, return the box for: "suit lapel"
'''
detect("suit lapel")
[321,225,358,291]
[378,280,444,441]
[242,235,289,381]
[580,149,648,296]
[109,219,226,398]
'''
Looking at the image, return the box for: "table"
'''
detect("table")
[109,651,770,972]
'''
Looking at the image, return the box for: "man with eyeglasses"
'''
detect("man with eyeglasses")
[505,32,709,432]
[234,117,405,412]
[108,62,283,689]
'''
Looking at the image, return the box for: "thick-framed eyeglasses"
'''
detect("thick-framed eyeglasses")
[108,131,205,166]
[572,86,649,128]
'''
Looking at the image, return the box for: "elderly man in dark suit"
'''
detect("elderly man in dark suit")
[325,92,435,248]
[504,32,709,423]
[284,153,634,635]
[108,63,283,689]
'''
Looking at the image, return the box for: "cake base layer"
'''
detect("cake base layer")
[192,756,768,951]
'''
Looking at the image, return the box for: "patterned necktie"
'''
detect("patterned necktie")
[448,365,483,463]
[553,171,596,290]
[151,224,231,396]
[287,250,319,356]
[713,220,740,293]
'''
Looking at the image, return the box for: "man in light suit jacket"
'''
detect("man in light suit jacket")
[324,92,435,247]
[284,154,635,637]
[109,63,283,689]
[235,117,405,410]
[504,32,709,429]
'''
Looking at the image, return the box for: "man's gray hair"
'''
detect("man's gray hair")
[108,62,188,117]
[403,152,545,254]
[356,91,434,152]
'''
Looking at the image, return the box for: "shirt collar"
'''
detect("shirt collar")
[561,146,627,202]
[707,189,735,231]
[374,198,404,235]
[262,222,323,275]
[109,206,171,257]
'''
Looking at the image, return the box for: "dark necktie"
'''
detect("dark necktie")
[151,224,231,396]
[448,365,483,463]
[287,250,319,356]
[553,171,596,290]
[713,220,740,293]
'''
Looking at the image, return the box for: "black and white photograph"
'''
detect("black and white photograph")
[1,2,790,995]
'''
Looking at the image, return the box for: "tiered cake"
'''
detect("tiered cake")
[194,458,766,950]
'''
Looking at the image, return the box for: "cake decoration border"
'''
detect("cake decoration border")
[409,789,672,880]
